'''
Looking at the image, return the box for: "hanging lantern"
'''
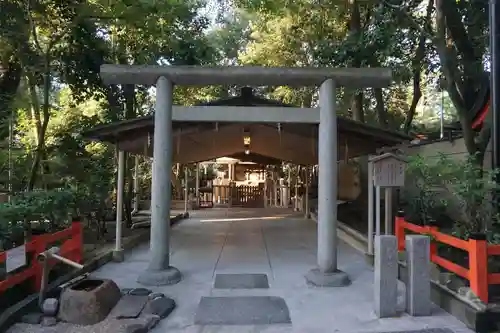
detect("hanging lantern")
[243,128,251,154]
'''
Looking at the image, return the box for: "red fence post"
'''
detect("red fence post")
[395,217,405,251]
[469,234,489,303]
[71,222,83,264]
[427,226,439,259]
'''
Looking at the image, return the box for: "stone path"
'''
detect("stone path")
[90,208,474,333]
[9,208,476,333]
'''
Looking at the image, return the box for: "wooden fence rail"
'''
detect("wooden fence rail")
[396,217,500,304]
[0,222,83,293]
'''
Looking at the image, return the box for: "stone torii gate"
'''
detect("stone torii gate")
[99,65,393,287]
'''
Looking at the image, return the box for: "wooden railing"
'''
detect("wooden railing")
[396,217,500,304]
[0,222,83,293]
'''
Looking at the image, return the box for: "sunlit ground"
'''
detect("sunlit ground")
[199,214,293,223]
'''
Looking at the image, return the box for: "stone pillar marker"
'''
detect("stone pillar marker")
[374,235,398,317]
[406,235,431,316]
[138,76,181,286]
[305,79,350,287]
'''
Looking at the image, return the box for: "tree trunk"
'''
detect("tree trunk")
[434,0,490,164]
[403,0,432,133]
[0,58,22,140]
[348,0,364,123]
[301,89,313,108]
[27,56,51,191]
[374,88,388,128]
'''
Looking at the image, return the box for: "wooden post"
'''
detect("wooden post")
[368,157,374,255]
[71,222,83,263]
[304,166,310,218]
[375,186,381,236]
[184,167,188,213]
[427,226,438,259]
[395,217,406,252]
[273,176,278,207]
[195,162,200,207]
[264,176,268,208]
[384,187,392,235]
[469,234,489,303]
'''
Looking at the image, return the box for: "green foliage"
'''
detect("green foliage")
[434,154,500,241]
[0,181,113,250]
[403,155,448,226]
[404,153,500,242]
[0,189,74,249]
[1,0,494,250]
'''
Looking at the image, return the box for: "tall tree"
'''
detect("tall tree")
[385,0,490,164]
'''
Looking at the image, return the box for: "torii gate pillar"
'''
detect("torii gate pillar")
[305,79,350,287]
[137,76,181,286]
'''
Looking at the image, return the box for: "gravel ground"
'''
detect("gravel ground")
[7,314,159,333]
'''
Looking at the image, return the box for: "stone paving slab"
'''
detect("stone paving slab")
[376,330,455,333]
[110,295,149,319]
[214,273,269,289]
[194,296,291,325]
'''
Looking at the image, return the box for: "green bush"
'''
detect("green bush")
[434,153,500,241]
[0,189,79,249]
[403,153,500,242]
[402,155,448,225]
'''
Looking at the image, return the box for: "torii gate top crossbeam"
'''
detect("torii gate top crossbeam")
[100,65,392,88]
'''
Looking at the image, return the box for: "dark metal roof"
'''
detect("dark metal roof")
[83,113,410,147]
[83,87,411,162]
[84,87,294,142]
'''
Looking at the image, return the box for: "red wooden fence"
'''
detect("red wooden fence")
[396,217,500,304]
[0,222,83,293]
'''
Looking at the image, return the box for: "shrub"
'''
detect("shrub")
[0,189,78,249]
[403,153,500,242]
[435,153,500,241]
[402,155,448,225]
